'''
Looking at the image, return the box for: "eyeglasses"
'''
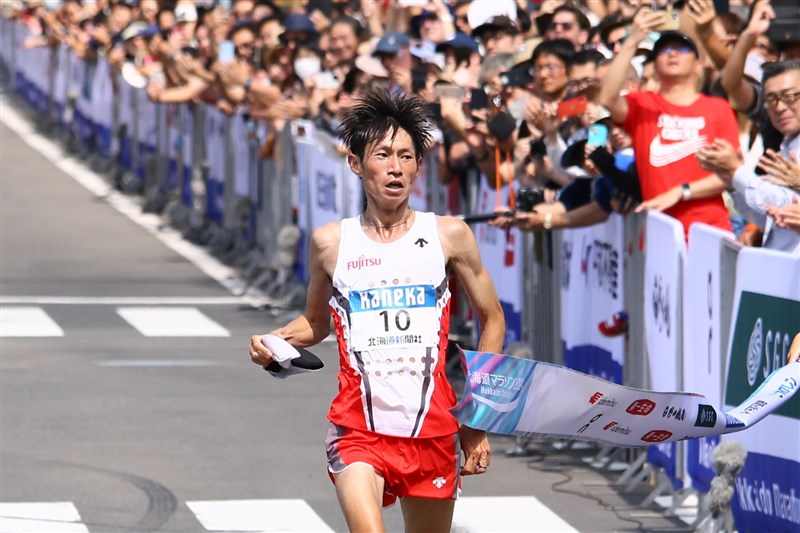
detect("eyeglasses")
[607,35,627,49]
[548,21,575,31]
[656,45,693,56]
[567,77,597,90]
[763,91,800,109]
[532,64,565,75]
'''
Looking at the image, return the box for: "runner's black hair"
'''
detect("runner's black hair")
[338,87,434,161]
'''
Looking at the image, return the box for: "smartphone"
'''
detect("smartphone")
[557,96,587,119]
[218,40,235,63]
[433,84,466,100]
[587,123,609,148]
[529,138,547,159]
[767,3,800,44]
[499,67,534,88]
[654,2,680,31]
[470,88,489,110]
[411,66,427,93]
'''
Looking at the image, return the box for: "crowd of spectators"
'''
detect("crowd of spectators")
[11,0,800,253]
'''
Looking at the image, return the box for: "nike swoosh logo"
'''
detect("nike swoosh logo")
[649,136,708,167]
[473,394,521,412]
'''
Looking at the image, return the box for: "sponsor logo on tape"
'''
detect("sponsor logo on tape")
[626,399,656,416]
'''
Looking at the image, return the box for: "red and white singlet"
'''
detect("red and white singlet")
[327,212,457,438]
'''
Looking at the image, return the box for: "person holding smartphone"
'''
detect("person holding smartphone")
[599,7,740,239]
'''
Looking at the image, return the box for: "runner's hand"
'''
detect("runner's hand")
[788,333,800,364]
[249,335,275,367]
[460,425,491,475]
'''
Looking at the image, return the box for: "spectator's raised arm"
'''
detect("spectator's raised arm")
[720,0,774,113]
[599,7,663,124]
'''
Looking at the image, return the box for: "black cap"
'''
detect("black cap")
[472,15,517,38]
[651,31,699,59]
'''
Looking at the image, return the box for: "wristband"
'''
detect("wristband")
[681,183,692,201]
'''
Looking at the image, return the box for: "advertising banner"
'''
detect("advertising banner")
[684,224,733,492]
[723,248,800,533]
[452,349,799,447]
[560,215,625,383]
[474,176,522,346]
[644,211,685,486]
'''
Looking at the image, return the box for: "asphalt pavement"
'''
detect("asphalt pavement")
[0,96,693,533]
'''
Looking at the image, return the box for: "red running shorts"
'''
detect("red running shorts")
[325,422,461,507]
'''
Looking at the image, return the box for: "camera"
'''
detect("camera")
[516,187,545,212]
[529,138,547,160]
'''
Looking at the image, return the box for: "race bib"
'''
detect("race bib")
[349,285,438,351]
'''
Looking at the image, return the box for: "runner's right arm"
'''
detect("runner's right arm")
[250,224,338,366]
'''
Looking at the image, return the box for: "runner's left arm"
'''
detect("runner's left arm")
[440,216,505,475]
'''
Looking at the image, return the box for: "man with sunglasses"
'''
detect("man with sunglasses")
[600,7,740,238]
[542,5,591,52]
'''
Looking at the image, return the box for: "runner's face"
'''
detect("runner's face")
[355,129,421,207]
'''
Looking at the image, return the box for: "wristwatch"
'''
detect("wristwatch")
[681,183,692,201]
[543,212,553,230]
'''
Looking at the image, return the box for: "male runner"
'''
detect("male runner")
[249,87,506,533]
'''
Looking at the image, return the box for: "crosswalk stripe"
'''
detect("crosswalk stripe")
[452,496,578,532]
[0,502,88,533]
[186,499,334,532]
[0,307,64,337]
[116,307,230,337]
[0,496,578,532]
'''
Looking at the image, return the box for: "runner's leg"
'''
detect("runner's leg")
[400,496,455,533]
[334,463,386,533]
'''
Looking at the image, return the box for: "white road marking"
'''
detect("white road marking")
[186,499,334,532]
[0,502,88,533]
[451,496,577,532]
[0,100,266,308]
[0,296,245,305]
[0,307,64,337]
[96,359,221,368]
[116,307,230,337]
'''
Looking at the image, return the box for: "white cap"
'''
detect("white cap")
[467,0,516,30]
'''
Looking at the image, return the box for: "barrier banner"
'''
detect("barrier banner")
[474,176,522,346]
[307,143,346,229]
[560,215,625,384]
[722,248,800,533]
[644,211,685,486]
[231,109,251,197]
[90,57,113,157]
[684,224,733,492]
[408,157,428,213]
[203,106,227,222]
[452,349,799,447]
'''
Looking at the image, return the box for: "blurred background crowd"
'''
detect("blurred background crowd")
[10,0,800,253]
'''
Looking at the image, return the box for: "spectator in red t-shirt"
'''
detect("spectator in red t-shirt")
[599,7,738,237]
